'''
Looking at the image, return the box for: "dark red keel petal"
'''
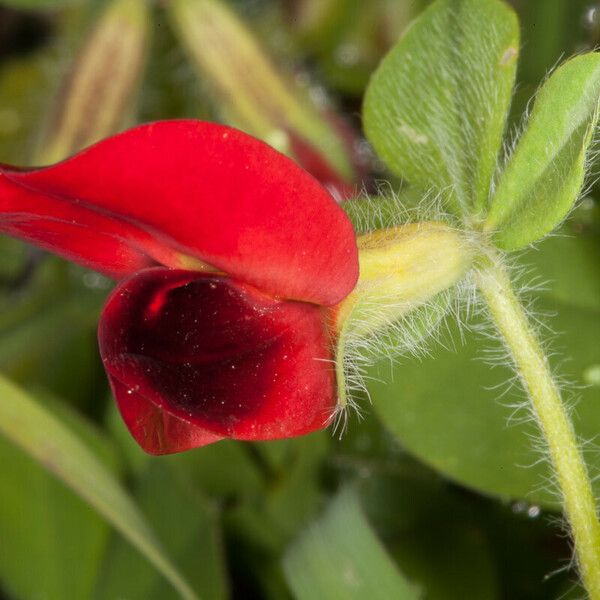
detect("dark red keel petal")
[99,268,336,454]
[111,379,223,454]
[0,120,358,305]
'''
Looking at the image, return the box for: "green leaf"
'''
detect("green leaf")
[391,523,498,600]
[283,489,420,600]
[486,53,600,250]
[363,0,519,217]
[369,232,600,507]
[0,374,199,600]
[370,328,549,504]
[0,391,114,600]
[95,462,228,600]
[359,475,499,600]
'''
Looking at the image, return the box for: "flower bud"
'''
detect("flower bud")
[35,0,149,165]
[168,0,359,196]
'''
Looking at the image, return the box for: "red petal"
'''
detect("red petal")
[111,379,223,454]
[98,268,336,454]
[0,120,358,305]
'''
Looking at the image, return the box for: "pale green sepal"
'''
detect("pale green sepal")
[363,0,519,218]
[486,52,600,250]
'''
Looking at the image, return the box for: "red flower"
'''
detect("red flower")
[0,120,358,454]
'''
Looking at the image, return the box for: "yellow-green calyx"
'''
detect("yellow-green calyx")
[332,221,473,417]
[335,221,472,337]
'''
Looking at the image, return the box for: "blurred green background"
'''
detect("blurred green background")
[0,0,599,598]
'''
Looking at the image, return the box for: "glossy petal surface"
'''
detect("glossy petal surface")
[0,120,358,305]
[99,268,336,454]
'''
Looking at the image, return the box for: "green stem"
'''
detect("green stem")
[475,252,600,598]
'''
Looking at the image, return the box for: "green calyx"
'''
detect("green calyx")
[332,221,473,418]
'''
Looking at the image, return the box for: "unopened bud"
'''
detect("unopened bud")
[35,0,149,165]
[169,0,359,196]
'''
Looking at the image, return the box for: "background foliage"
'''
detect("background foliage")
[0,0,599,598]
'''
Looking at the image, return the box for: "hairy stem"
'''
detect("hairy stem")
[475,252,600,598]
